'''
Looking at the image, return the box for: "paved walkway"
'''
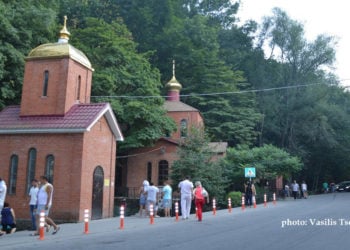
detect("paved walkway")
[0,209,214,248]
[0,197,303,249]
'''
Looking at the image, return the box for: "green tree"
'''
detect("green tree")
[116,1,261,146]
[295,85,350,190]
[224,144,303,190]
[71,18,176,151]
[158,15,261,146]
[171,127,227,200]
[0,0,57,109]
[240,8,346,189]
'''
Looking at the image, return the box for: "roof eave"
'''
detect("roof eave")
[0,128,86,134]
[86,104,124,141]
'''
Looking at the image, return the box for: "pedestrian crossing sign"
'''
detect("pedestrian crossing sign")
[245,167,256,178]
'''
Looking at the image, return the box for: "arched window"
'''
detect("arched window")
[76,75,81,100]
[9,155,18,195]
[26,148,36,193]
[42,70,49,96]
[180,119,188,137]
[147,162,152,182]
[45,155,55,184]
[158,160,169,185]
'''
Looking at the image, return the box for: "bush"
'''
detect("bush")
[227,191,243,207]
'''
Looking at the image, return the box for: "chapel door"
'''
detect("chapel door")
[92,166,104,220]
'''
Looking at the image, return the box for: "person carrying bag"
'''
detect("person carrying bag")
[193,181,209,222]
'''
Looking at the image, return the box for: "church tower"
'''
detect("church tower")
[20,16,94,117]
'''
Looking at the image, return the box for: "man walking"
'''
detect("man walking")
[178,176,193,219]
[291,180,300,200]
[33,176,60,236]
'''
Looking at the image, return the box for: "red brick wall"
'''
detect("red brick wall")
[167,111,204,139]
[20,58,92,117]
[81,116,116,220]
[0,133,84,221]
[0,115,116,222]
[126,141,178,189]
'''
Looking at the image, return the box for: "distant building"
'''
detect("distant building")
[0,17,123,222]
[208,142,228,161]
[116,62,227,196]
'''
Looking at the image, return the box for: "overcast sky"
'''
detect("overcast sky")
[236,0,350,86]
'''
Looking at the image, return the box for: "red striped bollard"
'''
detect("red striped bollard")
[273,192,276,205]
[84,209,89,234]
[120,205,125,229]
[150,204,154,225]
[253,196,256,208]
[228,197,232,213]
[175,202,179,222]
[241,194,245,211]
[212,198,216,215]
[264,193,267,207]
[39,210,45,240]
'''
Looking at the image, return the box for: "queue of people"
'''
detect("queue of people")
[138,176,211,222]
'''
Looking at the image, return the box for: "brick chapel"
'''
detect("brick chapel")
[0,17,123,222]
[117,63,227,195]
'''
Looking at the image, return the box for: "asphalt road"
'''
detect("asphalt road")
[1,192,350,250]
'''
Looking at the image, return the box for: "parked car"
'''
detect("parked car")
[336,181,350,192]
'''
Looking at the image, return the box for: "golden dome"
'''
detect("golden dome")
[165,60,182,91]
[166,75,182,91]
[59,15,70,42]
[26,43,93,70]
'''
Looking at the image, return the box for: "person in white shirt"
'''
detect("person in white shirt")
[28,179,39,230]
[178,176,194,219]
[0,178,7,220]
[145,182,159,216]
[301,181,308,199]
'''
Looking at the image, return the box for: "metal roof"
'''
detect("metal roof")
[163,101,199,112]
[0,103,123,141]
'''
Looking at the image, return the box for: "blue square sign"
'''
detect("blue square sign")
[245,167,256,178]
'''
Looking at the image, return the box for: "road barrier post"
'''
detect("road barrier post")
[175,202,179,222]
[228,197,232,213]
[212,198,216,215]
[120,205,125,229]
[150,204,154,225]
[39,210,45,240]
[241,194,245,211]
[84,209,89,234]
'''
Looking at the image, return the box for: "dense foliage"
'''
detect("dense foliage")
[224,145,303,191]
[70,17,176,150]
[170,127,227,200]
[1,0,350,190]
